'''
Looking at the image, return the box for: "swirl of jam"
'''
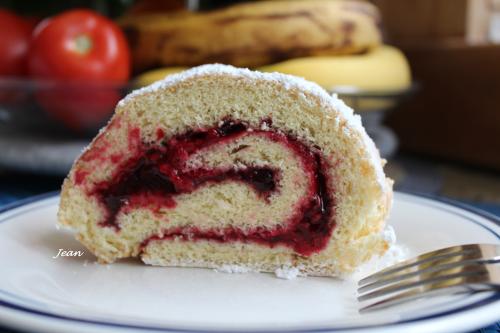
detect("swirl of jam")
[88,120,334,257]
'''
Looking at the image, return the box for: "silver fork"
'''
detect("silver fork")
[357,244,500,313]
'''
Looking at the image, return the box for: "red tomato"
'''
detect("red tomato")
[28,9,131,132]
[0,9,34,76]
[28,9,130,81]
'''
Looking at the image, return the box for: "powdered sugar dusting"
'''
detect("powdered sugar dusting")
[382,225,397,245]
[118,64,388,192]
[274,266,304,280]
[214,264,304,279]
[214,265,255,274]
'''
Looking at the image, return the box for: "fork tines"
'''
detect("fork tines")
[357,244,500,313]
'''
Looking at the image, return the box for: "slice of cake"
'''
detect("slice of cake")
[58,64,393,277]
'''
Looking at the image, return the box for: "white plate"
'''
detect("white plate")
[0,192,499,333]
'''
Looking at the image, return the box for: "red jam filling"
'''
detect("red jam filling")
[85,120,335,257]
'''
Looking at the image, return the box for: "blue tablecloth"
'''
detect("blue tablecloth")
[0,172,499,333]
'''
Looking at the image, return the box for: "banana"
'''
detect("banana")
[135,45,411,94]
[261,45,411,111]
[259,45,411,93]
[120,0,381,71]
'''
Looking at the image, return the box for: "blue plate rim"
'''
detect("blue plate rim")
[0,191,499,333]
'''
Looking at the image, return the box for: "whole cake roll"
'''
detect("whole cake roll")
[58,64,393,277]
[120,0,381,71]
